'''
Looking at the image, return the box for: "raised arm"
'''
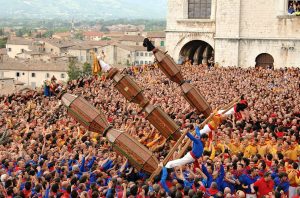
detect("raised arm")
[186,132,197,142]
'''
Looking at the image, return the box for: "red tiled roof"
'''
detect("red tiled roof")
[83,31,104,37]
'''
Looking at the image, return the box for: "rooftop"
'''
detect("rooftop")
[146,31,166,38]
[83,31,104,37]
[43,38,75,48]
[6,37,33,45]
[69,44,94,50]
[52,32,72,37]
[116,44,147,52]
[103,32,124,38]
[0,58,71,72]
[119,35,145,42]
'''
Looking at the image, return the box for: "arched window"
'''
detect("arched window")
[188,0,211,19]
[255,53,274,69]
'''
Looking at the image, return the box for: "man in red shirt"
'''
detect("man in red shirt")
[251,172,274,198]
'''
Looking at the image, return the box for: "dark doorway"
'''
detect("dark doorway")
[180,40,214,65]
[255,53,274,69]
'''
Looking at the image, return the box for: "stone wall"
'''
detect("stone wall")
[240,0,300,39]
[239,39,300,68]
[214,39,239,67]
[166,0,300,68]
[215,0,241,38]
[6,44,30,58]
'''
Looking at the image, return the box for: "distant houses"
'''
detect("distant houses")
[0,31,166,89]
[0,59,69,88]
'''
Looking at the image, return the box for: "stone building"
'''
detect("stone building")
[166,0,300,68]
[0,59,69,88]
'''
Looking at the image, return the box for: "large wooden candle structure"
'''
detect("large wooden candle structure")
[107,68,181,140]
[60,92,159,173]
[143,38,212,117]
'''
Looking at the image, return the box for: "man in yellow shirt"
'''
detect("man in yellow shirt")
[285,141,299,161]
[244,138,258,158]
[228,138,242,155]
[267,136,278,156]
[257,137,268,157]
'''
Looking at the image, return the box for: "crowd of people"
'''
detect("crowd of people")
[288,1,300,15]
[0,64,299,198]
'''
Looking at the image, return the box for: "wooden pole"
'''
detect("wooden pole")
[148,128,189,181]
[148,97,240,181]
[177,109,218,158]
[177,97,240,158]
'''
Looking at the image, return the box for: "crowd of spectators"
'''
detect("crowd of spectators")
[0,64,299,198]
[288,1,300,15]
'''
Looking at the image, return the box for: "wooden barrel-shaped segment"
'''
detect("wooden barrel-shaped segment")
[61,93,109,133]
[106,129,159,173]
[153,49,185,85]
[180,82,212,117]
[144,104,181,140]
[108,68,149,108]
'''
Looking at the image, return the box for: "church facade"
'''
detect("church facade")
[166,0,300,68]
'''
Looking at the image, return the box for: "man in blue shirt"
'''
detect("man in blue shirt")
[274,172,289,195]
[165,126,208,168]
[239,167,260,197]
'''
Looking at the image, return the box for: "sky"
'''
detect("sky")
[0,0,168,20]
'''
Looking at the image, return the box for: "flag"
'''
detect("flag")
[92,52,101,75]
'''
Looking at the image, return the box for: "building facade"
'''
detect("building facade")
[98,44,157,66]
[0,59,69,88]
[166,0,300,68]
[6,38,32,58]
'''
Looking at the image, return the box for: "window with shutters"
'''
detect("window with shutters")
[188,0,211,19]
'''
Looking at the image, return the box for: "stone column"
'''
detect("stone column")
[182,0,188,19]
[277,0,287,16]
[211,0,216,20]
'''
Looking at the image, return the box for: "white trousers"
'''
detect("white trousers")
[218,107,235,116]
[246,194,257,198]
[99,60,111,72]
[165,152,195,169]
[289,186,297,198]
[199,107,235,135]
[200,124,211,135]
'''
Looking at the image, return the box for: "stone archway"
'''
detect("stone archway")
[179,40,214,65]
[255,53,274,69]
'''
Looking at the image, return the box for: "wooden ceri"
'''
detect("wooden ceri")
[107,68,181,140]
[177,97,239,158]
[148,97,239,181]
[60,92,159,173]
[149,44,213,117]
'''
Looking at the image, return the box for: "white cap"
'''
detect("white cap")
[0,174,7,182]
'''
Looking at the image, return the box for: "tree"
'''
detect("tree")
[0,28,4,36]
[67,60,81,81]
[74,32,83,40]
[0,38,8,48]
[101,37,111,41]
[35,32,42,38]
[28,30,32,37]
[42,30,53,38]
[16,29,23,37]
[100,26,109,32]
[82,62,92,76]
